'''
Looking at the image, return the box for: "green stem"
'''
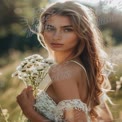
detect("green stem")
[40,67,50,82]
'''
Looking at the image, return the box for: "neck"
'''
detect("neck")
[50,51,81,64]
[52,51,74,64]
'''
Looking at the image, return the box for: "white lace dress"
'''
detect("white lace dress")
[34,60,91,122]
[34,89,91,122]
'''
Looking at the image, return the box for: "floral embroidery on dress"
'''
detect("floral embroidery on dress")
[34,90,56,121]
[34,91,91,122]
[54,99,90,122]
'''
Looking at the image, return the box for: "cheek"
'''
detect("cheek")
[64,34,78,45]
[43,32,52,43]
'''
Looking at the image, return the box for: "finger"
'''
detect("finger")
[16,88,28,102]
[16,94,24,105]
[21,88,28,94]
[27,87,34,100]
[27,85,33,90]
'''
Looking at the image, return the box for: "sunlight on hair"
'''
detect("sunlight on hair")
[52,0,122,12]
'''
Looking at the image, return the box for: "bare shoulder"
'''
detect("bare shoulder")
[49,61,86,82]
[48,61,87,101]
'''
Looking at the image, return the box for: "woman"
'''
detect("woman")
[17,1,113,122]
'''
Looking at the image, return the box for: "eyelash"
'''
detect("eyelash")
[44,25,73,32]
[45,26,55,31]
[64,28,73,32]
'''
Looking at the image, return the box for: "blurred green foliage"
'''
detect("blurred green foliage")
[0,0,122,56]
[0,0,49,55]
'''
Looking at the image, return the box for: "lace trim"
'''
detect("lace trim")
[34,91,57,120]
[36,90,57,106]
[35,91,91,122]
[54,99,90,121]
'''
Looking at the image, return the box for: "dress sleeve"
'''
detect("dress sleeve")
[54,99,91,122]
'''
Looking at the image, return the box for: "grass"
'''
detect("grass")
[0,45,122,121]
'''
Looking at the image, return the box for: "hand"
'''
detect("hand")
[16,86,35,118]
[17,86,51,122]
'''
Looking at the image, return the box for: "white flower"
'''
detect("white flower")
[21,69,27,72]
[43,58,54,64]
[36,59,41,62]
[41,63,49,67]
[25,64,32,69]
[16,65,22,71]
[29,66,36,72]
[32,70,38,75]
[36,66,44,71]
[12,54,54,97]
[11,72,18,77]
[22,74,28,79]
[24,57,31,60]
[18,73,28,79]
[23,60,28,64]
[32,54,43,59]
[30,59,36,63]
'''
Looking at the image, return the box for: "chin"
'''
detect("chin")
[50,48,64,51]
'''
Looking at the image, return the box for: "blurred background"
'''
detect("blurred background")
[0,0,122,121]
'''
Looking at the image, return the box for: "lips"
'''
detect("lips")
[51,43,63,45]
[50,43,64,47]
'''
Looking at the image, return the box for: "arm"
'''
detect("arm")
[17,86,51,122]
[51,62,88,122]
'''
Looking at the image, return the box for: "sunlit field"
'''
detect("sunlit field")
[0,45,122,122]
[0,48,48,122]
[0,0,122,121]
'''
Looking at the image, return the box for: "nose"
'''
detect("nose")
[53,30,62,41]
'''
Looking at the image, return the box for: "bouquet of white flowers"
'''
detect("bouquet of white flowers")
[12,54,54,97]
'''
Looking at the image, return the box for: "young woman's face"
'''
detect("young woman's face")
[43,15,79,53]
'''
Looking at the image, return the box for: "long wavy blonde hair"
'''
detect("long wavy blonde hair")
[37,1,112,119]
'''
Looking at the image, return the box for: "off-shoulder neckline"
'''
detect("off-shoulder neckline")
[41,90,88,108]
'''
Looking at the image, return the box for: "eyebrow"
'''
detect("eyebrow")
[61,25,73,28]
[46,24,73,28]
